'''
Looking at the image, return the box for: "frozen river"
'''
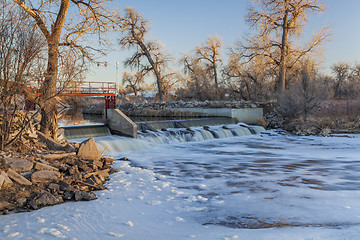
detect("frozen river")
[1,129,360,239]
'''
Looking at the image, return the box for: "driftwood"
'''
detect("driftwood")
[36,131,75,152]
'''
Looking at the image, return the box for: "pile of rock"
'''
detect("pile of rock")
[117,100,265,120]
[120,100,261,113]
[0,138,115,214]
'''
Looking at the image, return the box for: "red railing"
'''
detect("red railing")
[25,81,118,114]
[60,82,117,96]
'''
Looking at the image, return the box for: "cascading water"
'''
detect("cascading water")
[192,129,215,141]
[62,124,110,139]
[229,126,252,136]
[94,124,265,154]
[213,128,234,138]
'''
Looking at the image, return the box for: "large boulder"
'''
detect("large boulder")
[6,158,33,172]
[0,201,15,211]
[31,170,60,184]
[30,191,64,209]
[102,157,114,167]
[57,180,75,192]
[74,191,97,201]
[34,162,59,172]
[6,169,32,186]
[0,171,13,188]
[37,131,75,152]
[77,138,101,161]
[36,131,65,151]
[0,175,5,190]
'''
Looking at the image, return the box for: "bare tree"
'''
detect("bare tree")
[331,62,351,98]
[239,0,329,94]
[278,60,328,121]
[223,52,275,101]
[331,62,360,99]
[157,71,182,99]
[122,71,145,96]
[351,63,360,82]
[120,7,172,102]
[12,0,121,138]
[180,54,212,100]
[0,1,45,149]
[195,35,223,92]
[179,36,223,100]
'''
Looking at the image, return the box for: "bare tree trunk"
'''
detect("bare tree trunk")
[138,41,163,102]
[132,84,138,96]
[279,60,287,92]
[40,42,59,139]
[279,0,290,94]
[213,63,218,90]
[39,0,69,139]
[154,68,163,102]
[213,63,220,99]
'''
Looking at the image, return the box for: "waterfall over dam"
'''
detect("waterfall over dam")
[61,117,266,154]
[96,123,264,154]
[62,124,110,139]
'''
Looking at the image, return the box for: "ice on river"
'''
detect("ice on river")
[1,131,360,239]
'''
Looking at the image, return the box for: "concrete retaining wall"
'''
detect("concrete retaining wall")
[106,109,137,138]
[175,108,263,124]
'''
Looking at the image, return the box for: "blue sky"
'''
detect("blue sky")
[87,0,360,85]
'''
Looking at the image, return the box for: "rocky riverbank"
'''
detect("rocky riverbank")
[118,100,269,123]
[0,134,115,214]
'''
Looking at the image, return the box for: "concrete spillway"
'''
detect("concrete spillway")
[137,117,236,131]
[61,108,265,140]
[61,124,110,139]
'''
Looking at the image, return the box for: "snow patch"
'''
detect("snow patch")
[108,232,125,238]
[125,221,134,227]
[175,217,185,222]
[37,228,66,238]
[6,232,20,238]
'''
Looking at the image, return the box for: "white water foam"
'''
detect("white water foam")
[95,124,264,154]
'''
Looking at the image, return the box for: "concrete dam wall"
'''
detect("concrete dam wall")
[62,108,264,139]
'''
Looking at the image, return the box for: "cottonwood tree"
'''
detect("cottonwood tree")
[351,63,360,81]
[223,53,275,101]
[195,35,223,92]
[120,7,172,102]
[238,0,329,94]
[331,62,350,98]
[12,0,121,138]
[180,54,212,100]
[122,71,145,96]
[278,60,328,121]
[331,62,360,99]
[180,35,223,100]
[0,1,45,149]
[158,71,183,99]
